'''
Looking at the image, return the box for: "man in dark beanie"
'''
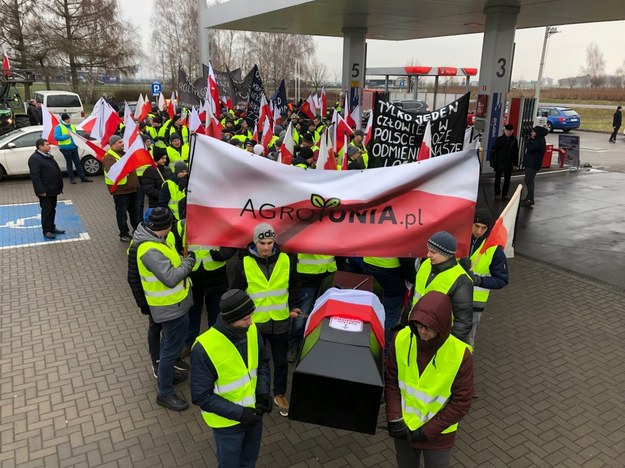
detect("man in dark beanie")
[490,124,518,200]
[232,222,301,417]
[130,207,196,411]
[141,148,172,208]
[191,289,271,467]
[461,209,509,352]
[406,231,474,344]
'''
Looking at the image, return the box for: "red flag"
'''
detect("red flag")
[207,62,221,116]
[166,92,176,119]
[41,105,60,145]
[364,111,374,146]
[349,104,361,131]
[89,101,122,148]
[279,121,295,164]
[299,94,316,120]
[68,130,107,161]
[108,131,156,192]
[315,128,337,170]
[258,94,271,128]
[135,93,149,122]
[260,115,273,153]
[344,93,356,129]
[417,120,432,161]
[189,107,205,135]
[123,108,141,148]
[78,97,104,134]
[477,185,522,258]
[332,109,352,153]
[2,45,11,77]
[320,87,327,117]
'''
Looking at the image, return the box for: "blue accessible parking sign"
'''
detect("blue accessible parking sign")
[0,200,90,250]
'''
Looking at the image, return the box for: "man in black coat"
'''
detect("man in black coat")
[521,126,548,207]
[27,99,42,125]
[28,139,65,238]
[490,124,519,200]
[610,106,622,143]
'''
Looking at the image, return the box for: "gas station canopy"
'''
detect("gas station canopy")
[202,0,625,40]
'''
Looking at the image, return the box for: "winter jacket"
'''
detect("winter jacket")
[613,110,622,128]
[490,134,519,172]
[102,150,139,195]
[141,165,172,208]
[131,223,194,323]
[27,103,41,125]
[523,126,548,170]
[231,243,300,336]
[158,174,187,219]
[190,315,271,422]
[54,123,77,149]
[385,291,473,451]
[28,150,63,197]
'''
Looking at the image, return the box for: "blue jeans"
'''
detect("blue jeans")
[288,286,317,349]
[382,295,403,353]
[157,313,189,397]
[112,192,140,237]
[213,422,262,468]
[60,147,86,181]
[185,287,222,347]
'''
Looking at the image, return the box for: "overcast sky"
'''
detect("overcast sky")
[120,1,625,83]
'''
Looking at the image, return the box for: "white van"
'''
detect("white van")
[33,90,85,125]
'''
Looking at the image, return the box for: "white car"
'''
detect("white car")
[0,125,102,181]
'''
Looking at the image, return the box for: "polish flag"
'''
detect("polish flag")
[476,184,522,259]
[157,92,166,112]
[273,104,282,130]
[207,62,221,116]
[349,104,361,131]
[135,93,148,122]
[166,92,176,119]
[68,130,107,161]
[364,111,374,146]
[91,101,122,148]
[417,120,432,161]
[315,129,337,170]
[189,107,205,135]
[78,97,105,134]
[123,104,141,147]
[258,94,272,128]
[279,121,295,165]
[320,87,327,117]
[203,98,223,139]
[186,134,479,257]
[332,109,352,153]
[344,93,356,129]
[341,133,349,171]
[107,121,156,192]
[2,45,11,77]
[260,115,273,153]
[41,105,60,145]
[299,94,316,120]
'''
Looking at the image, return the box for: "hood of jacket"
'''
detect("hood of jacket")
[533,126,549,138]
[409,290,452,349]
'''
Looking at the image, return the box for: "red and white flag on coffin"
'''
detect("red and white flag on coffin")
[189,107,205,135]
[107,127,156,192]
[364,110,373,146]
[2,45,10,77]
[77,97,104,134]
[68,130,106,161]
[315,128,337,170]
[300,94,316,120]
[476,184,522,259]
[417,120,432,161]
[260,115,273,153]
[278,121,295,164]
[186,134,479,257]
[41,105,60,145]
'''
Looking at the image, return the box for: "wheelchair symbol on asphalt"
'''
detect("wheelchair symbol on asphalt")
[0,214,41,229]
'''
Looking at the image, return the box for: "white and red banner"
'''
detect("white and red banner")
[476,184,522,260]
[41,105,60,145]
[187,134,479,257]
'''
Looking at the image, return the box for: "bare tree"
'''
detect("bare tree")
[151,0,200,86]
[306,56,328,92]
[615,59,625,88]
[580,42,606,88]
[0,0,36,68]
[33,0,140,92]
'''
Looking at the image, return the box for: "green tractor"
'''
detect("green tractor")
[0,69,36,136]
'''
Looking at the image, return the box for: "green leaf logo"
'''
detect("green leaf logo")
[310,193,341,208]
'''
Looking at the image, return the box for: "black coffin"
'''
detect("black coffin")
[288,300,384,435]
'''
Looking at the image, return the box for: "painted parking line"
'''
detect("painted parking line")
[0,200,90,250]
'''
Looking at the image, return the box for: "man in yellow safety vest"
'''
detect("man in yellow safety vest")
[190,289,271,467]
[385,291,473,467]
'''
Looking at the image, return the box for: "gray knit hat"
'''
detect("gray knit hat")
[253,223,275,243]
[427,231,457,257]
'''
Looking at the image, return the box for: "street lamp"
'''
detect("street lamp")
[534,26,560,113]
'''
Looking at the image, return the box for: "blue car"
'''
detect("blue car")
[537,106,581,132]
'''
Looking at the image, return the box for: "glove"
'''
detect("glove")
[472,274,482,287]
[387,418,411,440]
[458,257,471,273]
[240,407,262,426]
[140,305,151,315]
[409,428,427,443]
[255,394,273,414]
[186,251,196,262]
